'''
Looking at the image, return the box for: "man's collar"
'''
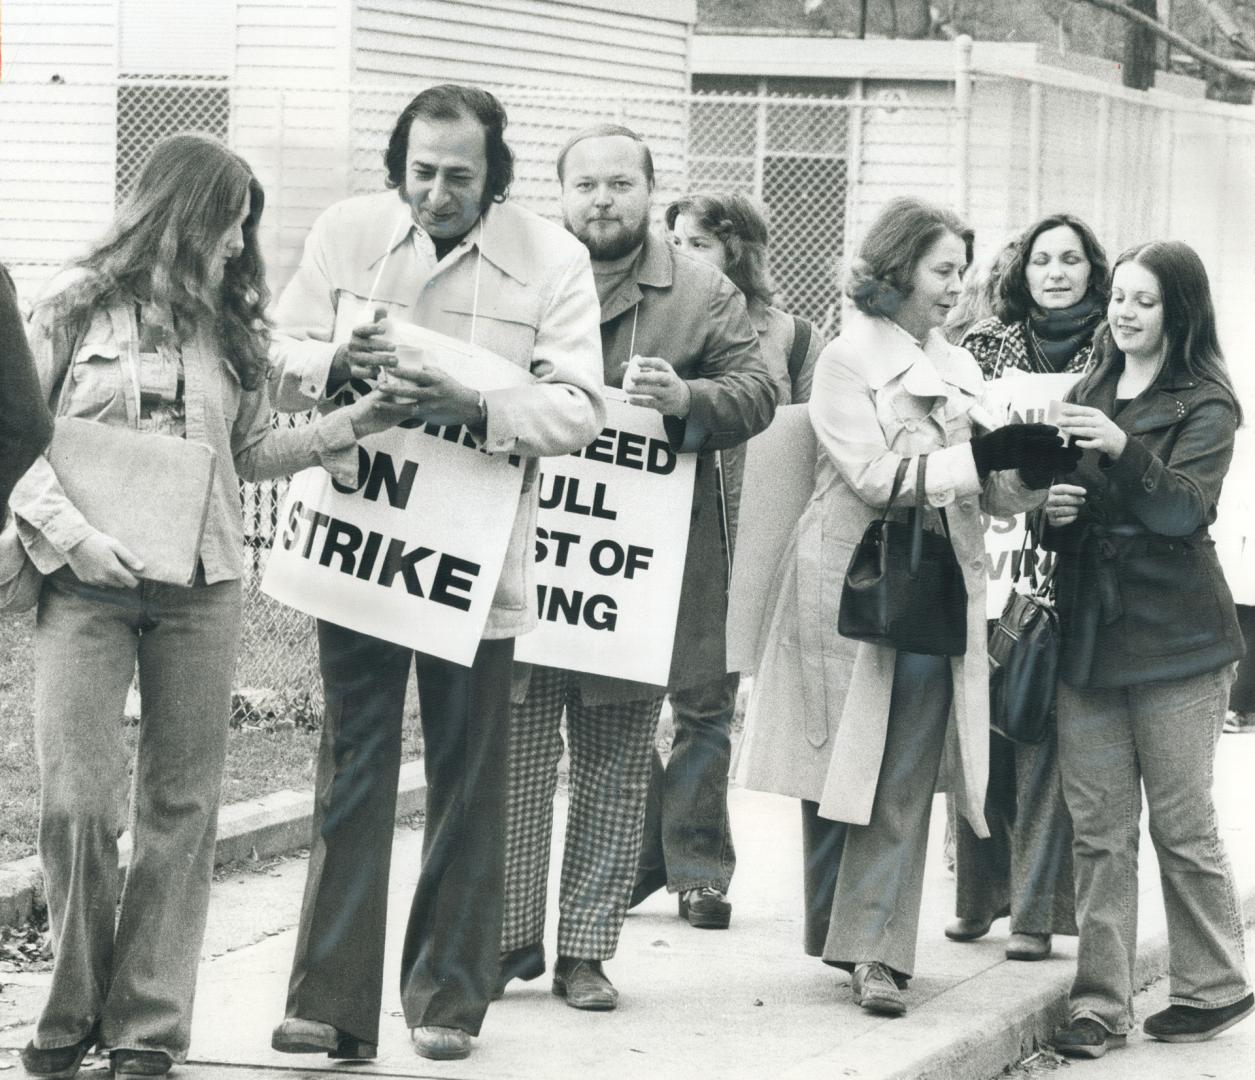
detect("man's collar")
[365,198,532,285]
[635,229,673,288]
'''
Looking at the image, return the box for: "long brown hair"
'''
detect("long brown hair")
[53,134,270,390]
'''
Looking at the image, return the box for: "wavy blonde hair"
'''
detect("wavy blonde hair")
[53,133,270,390]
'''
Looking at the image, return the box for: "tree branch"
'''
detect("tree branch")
[1071,0,1255,83]
[1195,0,1255,60]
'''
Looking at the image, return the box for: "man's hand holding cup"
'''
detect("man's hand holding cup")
[330,305,399,387]
[623,354,692,417]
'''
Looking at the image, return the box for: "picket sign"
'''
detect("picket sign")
[262,269,532,663]
[513,388,696,684]
[981,371,1080,617]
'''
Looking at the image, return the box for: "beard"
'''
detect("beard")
[565,210,650,262]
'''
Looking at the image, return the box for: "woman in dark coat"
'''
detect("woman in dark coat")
[1043,240,1252,1058]
[947,214,1109,961]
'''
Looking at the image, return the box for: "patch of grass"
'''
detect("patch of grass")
[0,608,420,866]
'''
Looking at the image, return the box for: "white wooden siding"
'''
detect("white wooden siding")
[119,0,234,74]
[235,0,351,84]
[0,2,117,298]
[232,1,353,290]
[353,0,690,93]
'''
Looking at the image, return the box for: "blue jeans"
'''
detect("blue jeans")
[636,672,739,894]
[32,567,242,1061]
[1058,667,1250,1034]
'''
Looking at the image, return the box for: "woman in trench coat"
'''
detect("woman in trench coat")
[739,196,1078,1016]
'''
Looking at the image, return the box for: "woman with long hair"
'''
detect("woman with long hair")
[11,134,405,1080]
[1043,241,1252,1058]
[944,213,1110,962]
[738,196,1077,1015]
[627,191,822,929]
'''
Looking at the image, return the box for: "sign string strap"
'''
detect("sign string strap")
[362,215,487,349]
[627,303,639,363]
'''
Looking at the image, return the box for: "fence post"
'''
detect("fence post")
[953,34,973,218]
[1093,95,1110,235]
[1027,80,1043,220]
[753,78,767,202]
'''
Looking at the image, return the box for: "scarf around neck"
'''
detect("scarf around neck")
[1026,294,1104,373]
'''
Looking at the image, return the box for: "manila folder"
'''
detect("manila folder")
[49,417,217,586]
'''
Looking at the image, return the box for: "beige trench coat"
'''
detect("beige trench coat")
[738,309,1045,837]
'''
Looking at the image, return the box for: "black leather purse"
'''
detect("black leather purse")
[987,528,1059,745]
[838,454,968,657]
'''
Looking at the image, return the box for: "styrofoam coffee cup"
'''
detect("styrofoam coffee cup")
[623,354,645,393]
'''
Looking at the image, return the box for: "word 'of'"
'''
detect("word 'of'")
[534,527,654,578]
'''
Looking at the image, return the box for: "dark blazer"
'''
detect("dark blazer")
[1042,352,1244,688]
[1,265,54,515]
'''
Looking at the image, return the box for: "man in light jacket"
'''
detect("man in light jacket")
[266,85,605,1064]
[495,124,776,1010]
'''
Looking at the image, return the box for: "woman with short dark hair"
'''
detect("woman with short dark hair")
[12,134,405,1080]
[1044,240,1252,1058]
[740,196,1077,1016]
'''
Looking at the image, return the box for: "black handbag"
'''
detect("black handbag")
[987,528,1059,745]
[838,454,968,657]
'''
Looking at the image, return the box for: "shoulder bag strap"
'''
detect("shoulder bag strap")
[884,455,911,513]
[909,453,929,577]
[787,314,813,387]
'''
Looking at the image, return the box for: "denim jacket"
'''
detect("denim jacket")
[10,276,361,584]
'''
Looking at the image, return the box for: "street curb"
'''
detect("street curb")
[801,879,1255,1080]
[0,760,427,929]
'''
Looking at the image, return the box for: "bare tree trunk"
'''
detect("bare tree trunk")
[893,0,933,37]
[1124,0,1158,90]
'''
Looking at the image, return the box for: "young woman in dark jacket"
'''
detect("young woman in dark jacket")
[1043,241,1252,1059]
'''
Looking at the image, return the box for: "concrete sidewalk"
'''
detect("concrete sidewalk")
[2,739,1253,1080]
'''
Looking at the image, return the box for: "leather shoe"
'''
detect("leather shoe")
[410,1026,471,1061]
[944,915,994,942]
[552,956,618,1011]
[492,943,546,1000]
[1051,1017,1126,1058]
[679,887,732,929]
[271,1017,374,1059]
[109,1050,172,1080]
[1005,932,1051,961]
[851,961,906,1016]
[271,1018,338,1055]
[19,1030,97,1080]
[1143,992,1254,1042]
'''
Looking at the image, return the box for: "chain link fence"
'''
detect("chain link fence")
[4,70,1254,724]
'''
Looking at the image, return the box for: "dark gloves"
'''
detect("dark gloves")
[970,423,1082,489]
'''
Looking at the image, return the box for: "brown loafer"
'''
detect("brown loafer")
[410,1026,472,1061]
[1006,932,1052,961]
[271,1018,338,1054]
[944,916,994,942]
[851,961,906,1017]
[552,956,618,1011]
